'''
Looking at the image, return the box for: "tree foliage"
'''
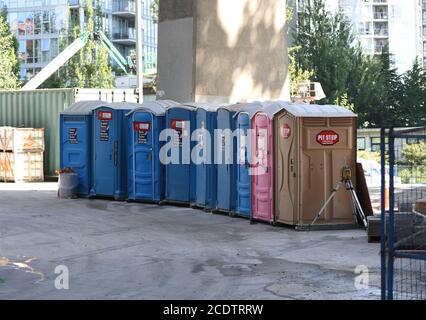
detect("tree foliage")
[402,142,426,166]
[43,1,114,88]
[287,6,312,83]
[397,60,426,127]
[151,0,159,23]
[291,0,426,128]
[0,14,20,89]
[66,1,114,88]
[292,0,357,104]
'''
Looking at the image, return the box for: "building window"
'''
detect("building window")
[19,68,27,80]
[371,137,381,152]
[357,137,366,151]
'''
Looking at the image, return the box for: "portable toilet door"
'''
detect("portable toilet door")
[251,102,282,223]
[127,101,178,202]
[191,104,219,210]
[215,105,242,213]
[60,101,107,196]
[273,102,357,227]
[91,103,137,200]
[164,106,196,204]
[234,102,265,218]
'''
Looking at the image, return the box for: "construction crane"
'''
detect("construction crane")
[21,31,136,91]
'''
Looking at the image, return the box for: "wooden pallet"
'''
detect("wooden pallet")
[0,151,44,183]
[0,127,45,153]
[0,127,14,151]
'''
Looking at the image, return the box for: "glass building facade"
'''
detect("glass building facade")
[423,0,426,66]
[0,0,157,80]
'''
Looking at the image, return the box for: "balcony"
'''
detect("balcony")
[374,46,388,54]
[373,12,388,20]
[374,28,388,37]
[113,1,136,19]
[68,0,80,7]
[112,28,136,46]
[374,43,389,54]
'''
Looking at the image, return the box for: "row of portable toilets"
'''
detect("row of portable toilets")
[60,100,358,227]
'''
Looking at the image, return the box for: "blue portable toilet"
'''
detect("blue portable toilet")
[163,105,197,204]
[233,102,265,218]
[90,102,138,200]
[214,104,245,213]
[187,103,221,210]
[126,100,179,203]
[60,101,107,196]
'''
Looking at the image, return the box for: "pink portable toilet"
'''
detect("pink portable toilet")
[250,102,284,223]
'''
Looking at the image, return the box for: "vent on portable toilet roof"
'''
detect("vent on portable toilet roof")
[302,118,327,127]
[330,117,354,127]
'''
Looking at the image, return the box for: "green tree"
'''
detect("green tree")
[292,0,357,104]
[346,50,385,127]
[39,72,64,89]
[401,142,426,166]
[62,1,114,88]
[288,46,314,85]
[0,14,20,89]
[1,5,7,20]
[287,6,313,86]
[291,0,426,129]
[151,0,159,23]
[397,60,426,127]
[351,50,402,127]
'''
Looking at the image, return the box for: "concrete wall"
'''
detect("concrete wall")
[157,0,195,102]
[157,0,290,103]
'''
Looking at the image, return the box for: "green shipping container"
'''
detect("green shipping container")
[0,88,138,177]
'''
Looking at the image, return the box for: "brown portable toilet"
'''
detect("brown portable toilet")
[273,102,358,228]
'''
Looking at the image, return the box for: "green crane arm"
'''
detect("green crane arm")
[21,30,135,90]
[95,31,135,75]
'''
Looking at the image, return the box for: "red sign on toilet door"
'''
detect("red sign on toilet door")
[280,124,291,139]
[316,130,340,146]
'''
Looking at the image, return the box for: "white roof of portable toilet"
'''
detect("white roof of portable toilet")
[217,103,250,113]
[107,102,144,111]
[270,101,357,118]
[184,102,226,112]
[127,100,179,116]
[61,100,109,115]
[167,104,197,112]
[234,101,268,119]
[249,101,282,119]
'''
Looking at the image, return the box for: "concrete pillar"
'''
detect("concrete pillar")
[157,0,290,103]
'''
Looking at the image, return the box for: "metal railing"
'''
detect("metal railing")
[113,0,136,14]
[112,28,136,41]
[374,28,389,37]
[374,12,388,20]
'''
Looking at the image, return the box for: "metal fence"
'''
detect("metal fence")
[381,127,426,300]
